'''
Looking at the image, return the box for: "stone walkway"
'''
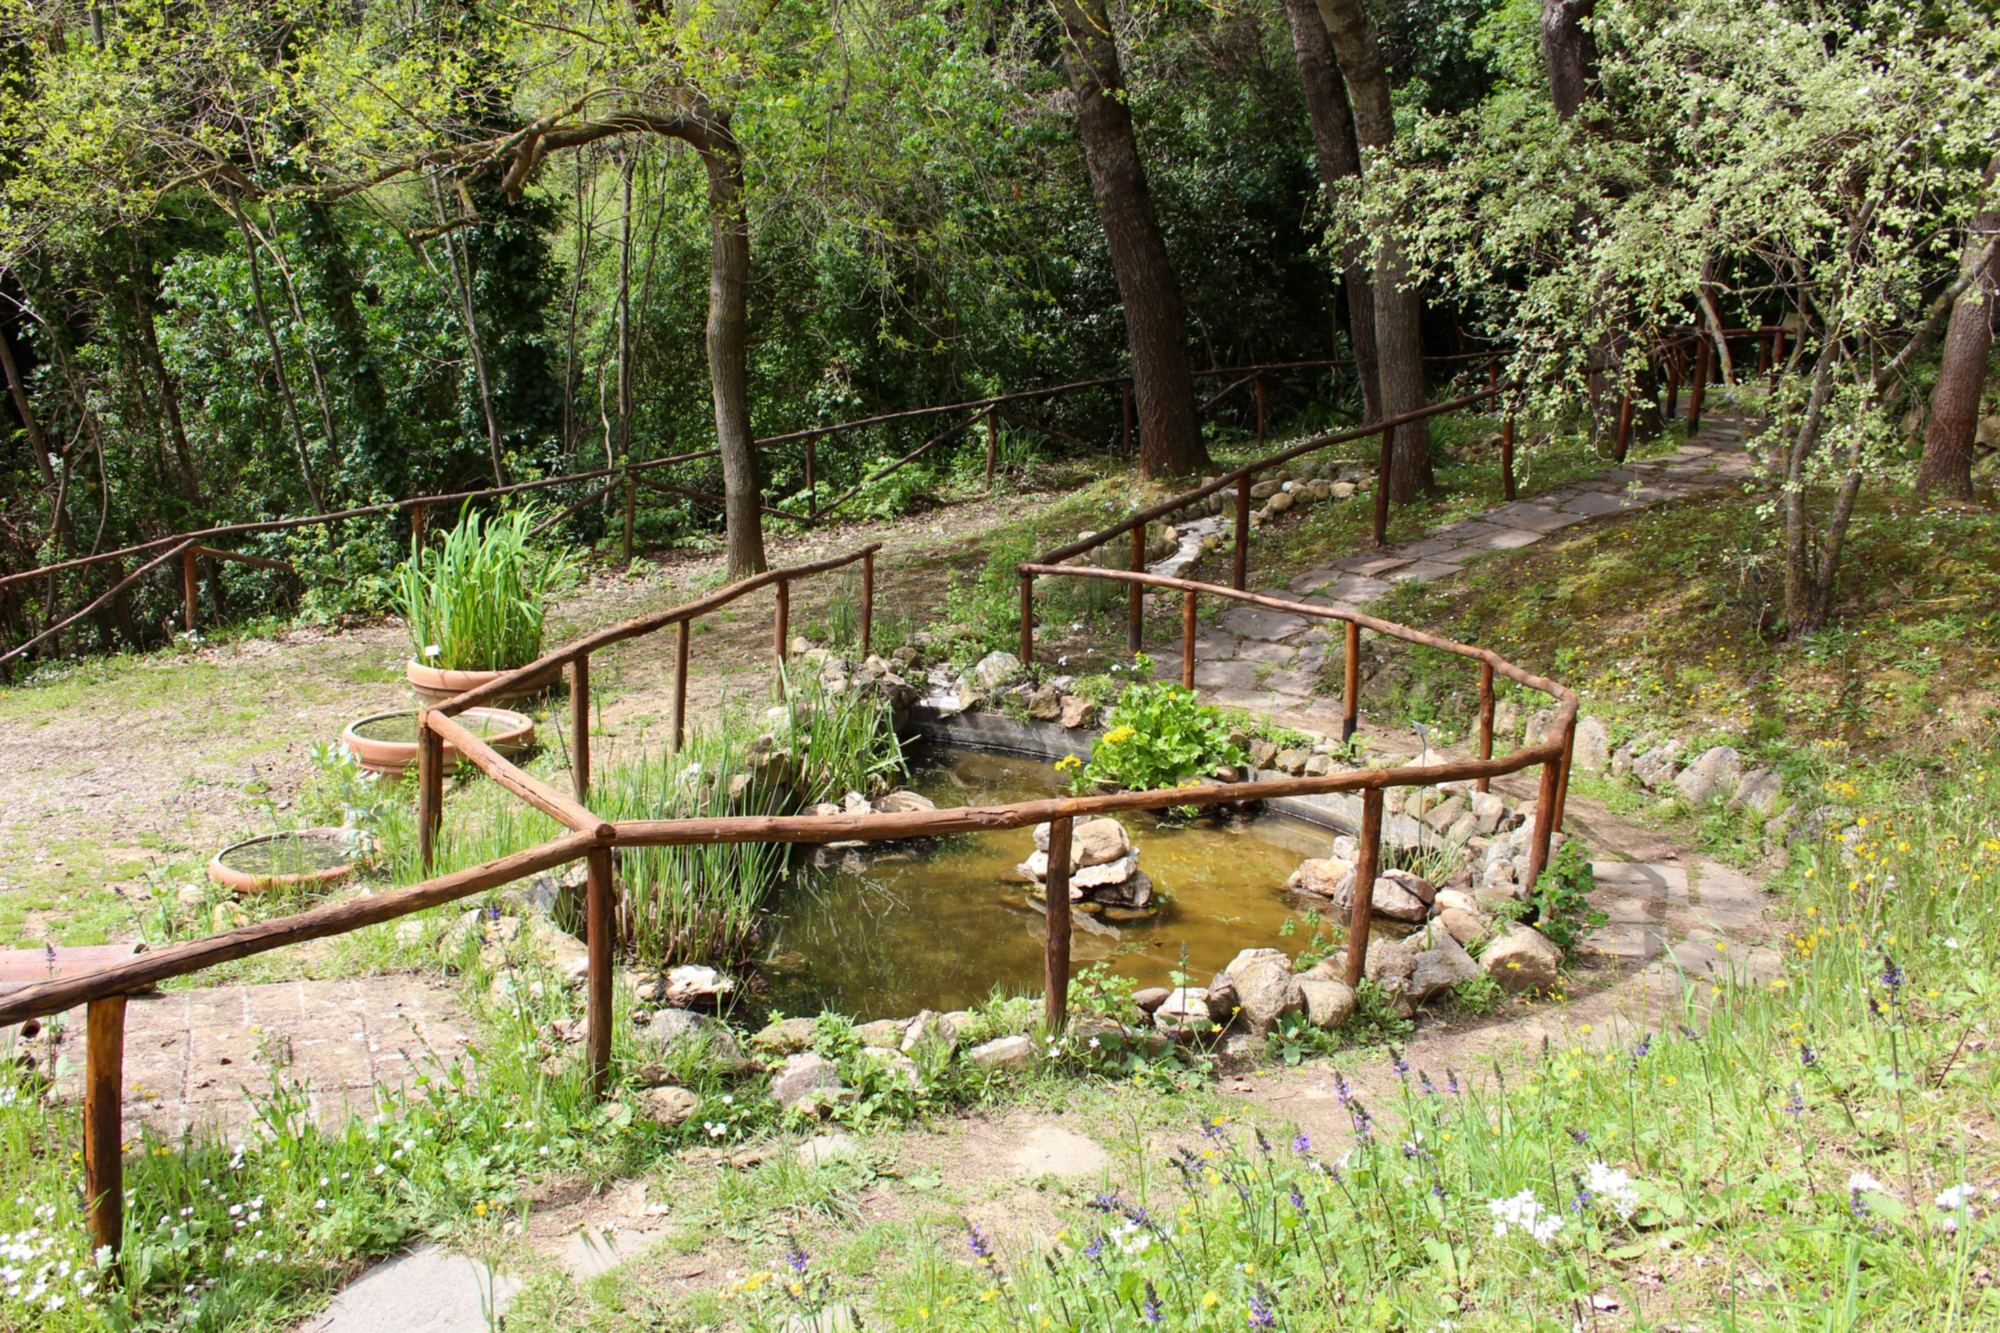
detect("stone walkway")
[1143,414,1758,725]
[46,977,470,1140]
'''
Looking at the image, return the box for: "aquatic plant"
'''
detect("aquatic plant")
[395,505,579,671]
[1080,669,1244,794]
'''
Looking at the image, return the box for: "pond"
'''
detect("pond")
[759,746,1349,1020]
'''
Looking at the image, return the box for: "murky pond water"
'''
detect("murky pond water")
[760,747,1350,1019]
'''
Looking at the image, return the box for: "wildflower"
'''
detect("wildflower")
[1291,1131,1310,1154]
[966,1222,995,1264]
[1944,937,1962,950]
[1334,1075,1352,1106]
[1799,1045,1817,1068]
[1248,1286,1278,1328]
[1083,1237,1104,1261]
[1419,1071,1437,1096]
[1289,1185,1307,1212]
[1784,1093,1805,1116]
[1447,1070,1461,1094]
[705,1122,728,1139]
[1391,1048,1410,1078]
[1584,1163,1640,1219]
[1140,1280,1163,1325]
[1881,957,1905,991]
[1937,1184,1978,1211]
[1567,1127,1590,1145]
[1488,1189,1564,1243]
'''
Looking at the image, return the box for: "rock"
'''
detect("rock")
[1423,795,1468,833]
[1035,817,1131,867]
[634,1009,748,1070]
[1250,478,1283,499]
[1026,685,1063,720]
[1072,851,1139,888]
[1247,738,1279,769]
[1098,878,1155,912]
[862,1047,923,1090]
[1152,987,1212,1031]
[1675,746,1742,806]
[1471,791,1507,835]
[1331,480,1357,498]
[1274,748,1311,776]
[973,651,1022,692]
[969,1034,1037,1071]
[1303,753,1334,777]
[1307,479,1333,500]
[1730,768,1785,815]
[901,1010,958,1054]
[526,917,591,986]
[873,789,938,815]
[1309,867,1431,923]
[751,1016,819,1055]
[1296,977,1356,1029]
[1405,926,1481,1002]
[854,1019,905,1047]
[1493,700,1520,739]
[1574,716,1612,774]
[394,919,428,950]
[770,1052,845,1110]
[1222,948,1304,1037]
[842,791,872,815]
[643,1086,699,1127]
[1132,987,1172,1014]
[1333,938,1415,992]
[1611,743,1636,779]
[1266,490,1296,514]
[1205,974,1240,1023]
[1475,877,1523,910]
[1286,857,1354,899]
[1059,695,1098,728]
[662,965,736,1009]
[1632,740,1682,791]
[1438,907,1489,947]
[1481,924,1562,992]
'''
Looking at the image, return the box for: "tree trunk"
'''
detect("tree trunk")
[1915,155,1999,502]
[229,204,325,511]
[1053,0,1208,479]
[126,262,201,506]
[616,150,635,480]
[1781,341,1841,633]
[1539,0,1597,122]
[298,200,393,494]
[434,183,506,487]
[1282,0,1382,422]
[1314,0,1429,499]
[698,130,766,578]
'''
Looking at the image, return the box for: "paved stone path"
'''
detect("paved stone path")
[1144,413,1758,726]
[47,977,470,1140]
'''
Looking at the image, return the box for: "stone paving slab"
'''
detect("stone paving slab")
[52,976,471,1139]
[300,1244,518,1333]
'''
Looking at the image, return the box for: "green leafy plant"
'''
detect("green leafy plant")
[395,504,579,671]
[1082,669,1245,794]
[1530,839,1607,955]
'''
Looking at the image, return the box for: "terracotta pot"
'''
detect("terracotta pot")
[405,658,559,703]
[341,707,536,777]
[208,829,363,895]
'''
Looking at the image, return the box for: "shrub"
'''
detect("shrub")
[1081,671,1245,793]
[395,504,579,671]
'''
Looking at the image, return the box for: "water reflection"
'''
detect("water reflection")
[761,747,1343,1019]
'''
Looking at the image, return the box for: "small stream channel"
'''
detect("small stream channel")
[759,746,1346,1019]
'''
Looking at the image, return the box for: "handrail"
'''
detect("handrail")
[20,556,1574,1258]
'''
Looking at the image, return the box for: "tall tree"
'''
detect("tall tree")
[1539,0,1597,121]
[1281,0,1381,422]
[1312,0,1429,501]
[1051,0,1208,479]
[1914,154,1998,502]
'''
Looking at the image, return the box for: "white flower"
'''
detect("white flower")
[1937,1184,1978,1210]
[1944,937,1962,950]
[1088,1036,1102,1050]
[705,1121,728,1139]
[1847,1172,1886,1195]
[1488,1189,1564,1244]
[1585,1163,1641,1219]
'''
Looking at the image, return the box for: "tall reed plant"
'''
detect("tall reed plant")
[396,504,578,671]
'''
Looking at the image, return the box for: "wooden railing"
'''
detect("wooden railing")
[0,536,1575,1260]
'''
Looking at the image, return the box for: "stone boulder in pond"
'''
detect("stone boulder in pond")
[1223,948,1303,1036]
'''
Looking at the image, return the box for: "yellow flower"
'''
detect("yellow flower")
[1203,1291,1220,1309]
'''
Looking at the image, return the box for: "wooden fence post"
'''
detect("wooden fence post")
[860,549,875,656]
[181,548,199,633]
[1128,525,1145,656]
[1342,621,1361,744]
[416,712,443,874]
[672,620,690,754]
[585,847,613,1100]
[85,994,127,1257]
[1524,748,1562,890]
[1688,339,1710,430]
[1342,789,1383,988]
[806,441,817,520]
[1613,393,1634,462]
[1043,814,1073,1035]
[1181,591,1197,690]
[1475,661,1495,794]
[1552,714,1577,833]
[1018,573,1034,666]
[1665,349,1682,421]
[411,503,428,554]
[1232,473,1252,591]
[1500,412,1517,501]
[774,578,790,698]
[1372,425,1394,547]
[985,408,998,490]
[571,654,591,803]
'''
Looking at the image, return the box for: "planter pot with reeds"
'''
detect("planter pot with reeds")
[397,503,577,705]
[341,707,538,776]
[208,829,368,895]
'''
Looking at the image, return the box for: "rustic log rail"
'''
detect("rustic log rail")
[0,533,1574,1260]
